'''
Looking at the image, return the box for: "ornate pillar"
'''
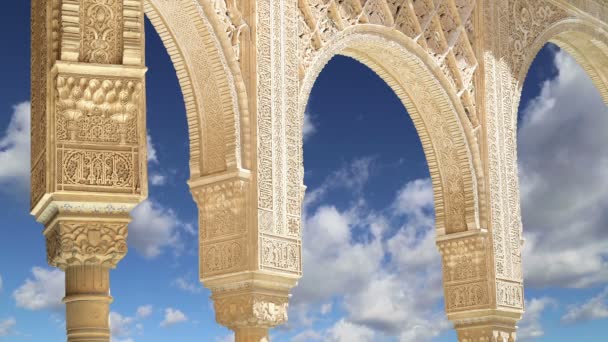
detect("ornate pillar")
[191,0,302,339]
[30,0,146,341]
[437,230,523,341]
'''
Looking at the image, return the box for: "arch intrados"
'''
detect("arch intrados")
[299,25,483,234]
[518,19,608,105]
[142,0,250,179]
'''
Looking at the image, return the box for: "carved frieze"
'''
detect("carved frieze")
[45,220,128,269]
[260,236,301,274]
[446,282,489,311]
[201,238,246,276]
[496,280,524,309]
[56,148,138,192]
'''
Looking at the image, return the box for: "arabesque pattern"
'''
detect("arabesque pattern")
[28,0,608,341]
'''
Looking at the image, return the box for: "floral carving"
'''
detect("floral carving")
[46,221,128,269]
[81,0,124,64]
[496,281,524,309]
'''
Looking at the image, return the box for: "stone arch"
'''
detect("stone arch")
[299,25,482,234]
[143,0,251,179]
[518,18,608,106]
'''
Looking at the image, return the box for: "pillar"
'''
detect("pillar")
[437,231,523,341]
[30,0,146,341]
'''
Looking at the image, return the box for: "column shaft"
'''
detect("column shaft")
[64,265,112,342]
[234,327,269,342]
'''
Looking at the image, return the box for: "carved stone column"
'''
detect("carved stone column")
[190,0,302,339]
[30,1,146,341]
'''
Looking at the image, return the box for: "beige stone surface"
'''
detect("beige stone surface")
[30,0,608,341]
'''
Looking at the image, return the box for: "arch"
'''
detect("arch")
[143,0,251,179]
[299,25,483,234]
[518,18,608,105]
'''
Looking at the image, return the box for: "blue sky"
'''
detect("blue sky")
[0,2,607,341]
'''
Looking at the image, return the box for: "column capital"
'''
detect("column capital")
[454,312,520,342]
[206,272,297,331]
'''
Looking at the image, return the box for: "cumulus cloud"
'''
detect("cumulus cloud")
[136,305,154,319]
[289,157,447,341]
[160,308,188,327]
[13,267,64,311]
[561,287,608,324]
[110,306,153,341]
[147,133,158,163]
[172,275,203,294]
[149,173,166,186]
[518,297,556,340]
[0,102,30,189]
[303,112,316,141]
[129,200,182,259]
[0,318,16,337]
[518,49,608,288]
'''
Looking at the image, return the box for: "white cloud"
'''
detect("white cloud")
[136,305,153,319]
[160,308,188,327]
[303,112,316,141]
[0,318,16,336]
[215,333,234,342]
[13,267,64,311]
[0,102,30,189]
[129,200,182,259]
[172,276,202,294]
[518,49,608,288]
[518,297,556,341]
[290,168,448,341]
[110,312,135,338]
[561,287,608,324]
[147,133,158,163]
[326,319,376,342]
[149,173,166,186]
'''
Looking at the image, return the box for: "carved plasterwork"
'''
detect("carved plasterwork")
[55,75,142,144]
[80,0,124,64]
[214,293,289,329]
[45,220,128,269]
[298,0,481,131]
